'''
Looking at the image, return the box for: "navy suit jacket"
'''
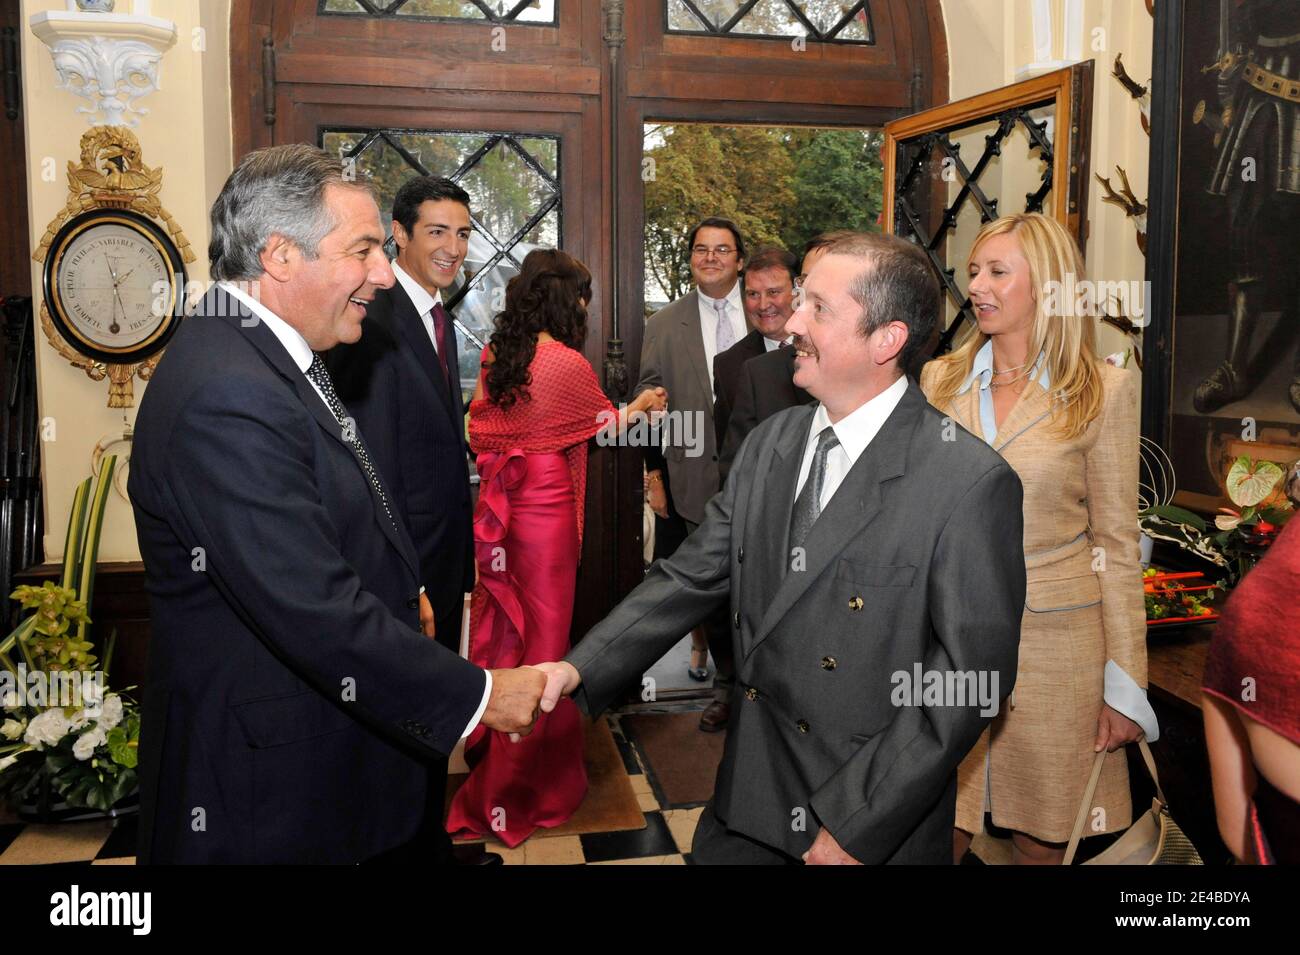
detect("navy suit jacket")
[718,345,812,485]
[128,287,486,864]
[326,281,475,645]
[711,329,768,459]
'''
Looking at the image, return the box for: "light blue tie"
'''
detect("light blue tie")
[714,298,735,353]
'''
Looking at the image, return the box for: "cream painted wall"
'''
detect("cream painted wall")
[19,1,1147,564]
[939,0,1153,361]
[22,0,232,562]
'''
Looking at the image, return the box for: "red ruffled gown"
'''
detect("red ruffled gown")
[445,340,615,847]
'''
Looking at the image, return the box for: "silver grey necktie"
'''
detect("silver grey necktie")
[714,298,735,353]
[304,353,395,527]
[789,426,840,549]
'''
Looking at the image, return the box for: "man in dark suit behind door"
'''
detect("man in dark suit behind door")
[328,176,475,652]
[716,234,850,483]
[711,245,799,454]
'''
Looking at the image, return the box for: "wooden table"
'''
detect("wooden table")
[1148,626,1211,711]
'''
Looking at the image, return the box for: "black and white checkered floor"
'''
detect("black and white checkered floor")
[0,713,704,866]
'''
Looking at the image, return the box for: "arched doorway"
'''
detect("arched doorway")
[229,0,948,635]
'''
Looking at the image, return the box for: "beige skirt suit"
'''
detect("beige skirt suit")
[920,357,1151,842]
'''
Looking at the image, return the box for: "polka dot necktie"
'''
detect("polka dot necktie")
[304,353,395,528]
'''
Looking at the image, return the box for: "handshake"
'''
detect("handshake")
[479,661,583,740]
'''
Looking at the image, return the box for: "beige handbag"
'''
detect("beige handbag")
[1063,739,1204,865]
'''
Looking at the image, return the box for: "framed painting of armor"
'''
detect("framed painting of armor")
[1144,0,1300,512]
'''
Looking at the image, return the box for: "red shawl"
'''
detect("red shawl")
[468,341,614,546]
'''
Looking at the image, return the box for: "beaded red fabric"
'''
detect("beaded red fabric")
[468,340,615,546]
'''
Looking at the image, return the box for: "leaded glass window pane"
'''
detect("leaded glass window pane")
[321,127,562,399]
[666,0,873,43]
[319,0,556,25]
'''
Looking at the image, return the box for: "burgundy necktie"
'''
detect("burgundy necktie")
[429,302,452,389]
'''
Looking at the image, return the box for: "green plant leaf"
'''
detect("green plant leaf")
[110,768,136,805]
[61,477,93,592]
[102,628,118,682]
[45,750,74,773]
[1260,506,1293,525]
[106,726,137,769]
[77,455,117,648]
[7,615,38,674]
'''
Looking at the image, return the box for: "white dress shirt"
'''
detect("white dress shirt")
[794,374,908,510]
[696,282,747,391]
[217,282,491,740]
[762,334,790,352]
[391,261,445,357]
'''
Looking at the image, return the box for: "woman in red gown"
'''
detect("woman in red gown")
[446,249,665,847]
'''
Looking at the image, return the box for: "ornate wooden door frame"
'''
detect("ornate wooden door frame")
[229,0,949,632]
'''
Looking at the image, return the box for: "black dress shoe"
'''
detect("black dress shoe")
[451,844,504,865]
[699,700,730,732]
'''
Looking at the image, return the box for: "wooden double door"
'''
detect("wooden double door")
[231,0,948,634]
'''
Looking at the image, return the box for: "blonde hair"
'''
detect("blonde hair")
[926,213,1104,439]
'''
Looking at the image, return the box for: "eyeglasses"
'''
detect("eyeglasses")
[691,245,737,259]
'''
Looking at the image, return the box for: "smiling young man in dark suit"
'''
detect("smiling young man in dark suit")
[327,177,475,651]
[128,147,551,864]
[537,232,1026,864]
[324,175,497,861]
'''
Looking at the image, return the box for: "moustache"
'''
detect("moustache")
[791,336,817,357]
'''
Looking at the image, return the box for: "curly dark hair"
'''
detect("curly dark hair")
[484,248,593,409]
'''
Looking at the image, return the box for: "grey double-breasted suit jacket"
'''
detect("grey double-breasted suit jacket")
[567,379,1026,863]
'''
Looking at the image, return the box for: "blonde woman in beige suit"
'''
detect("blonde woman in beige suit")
[920,213,1158,865]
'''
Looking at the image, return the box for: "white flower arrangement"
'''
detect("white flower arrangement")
[72,727,108,762]
[24,709,72,750]
[1,458,141,816]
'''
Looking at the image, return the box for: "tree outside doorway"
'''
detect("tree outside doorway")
[643,123,884,307]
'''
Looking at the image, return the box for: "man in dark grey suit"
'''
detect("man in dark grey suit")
[540,232,1025,864]
[640,217,749,731]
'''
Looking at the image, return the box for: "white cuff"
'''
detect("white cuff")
[418,586,426,595]
[460,670,491,740]
[1103,660,1160,742]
